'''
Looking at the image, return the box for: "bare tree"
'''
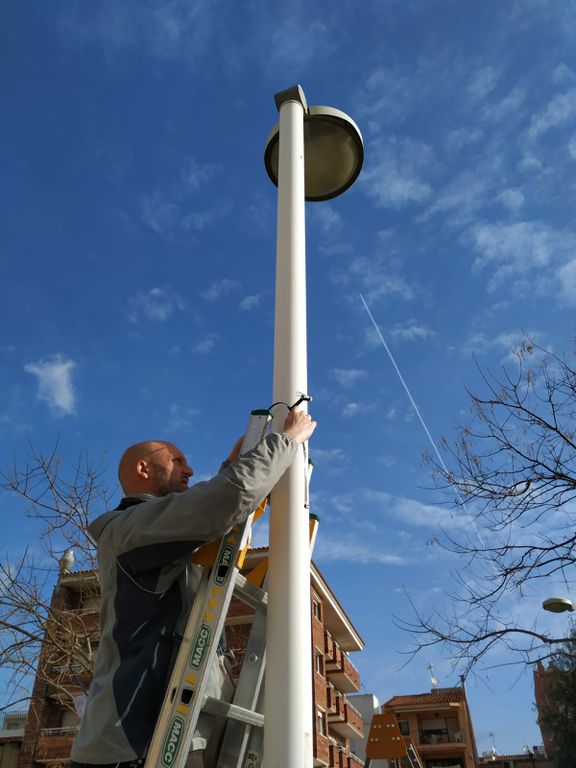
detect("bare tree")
[401,336,576,675]
[0,443,112,711]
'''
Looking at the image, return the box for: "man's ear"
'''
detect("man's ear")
[136,459,150,479]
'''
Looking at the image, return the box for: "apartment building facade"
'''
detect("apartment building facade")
[17,548,364,768]
[379,686,479,768]
[0,712,26,768]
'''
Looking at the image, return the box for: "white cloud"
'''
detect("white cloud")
[141,190,179,235]
[419,168,492,226]
[387,320,435,344]
[342,402,360,418]
[568,134,576,159]
[193,333,218,354]
[445,126,484,153]
[239,294,261,311]
[332,488,473,532]
[497,187,525,212]
[338,254,416,304]
[60,0,220,60]
[457,331,525,359]
[466,220,576,296]
[128,286,186,323]
[181,208,223,232]
[318,243,354,258]
[180,157,220,190]
[308,204,343,236]
[553,63,576,85]
[480,85,527,123]
[527,89,576,142]
[331,368,368,387]
[361,136,434,209]
[467,66,500,102]
[557,258,576,304]
[167,403,200,431]
[200,279,241,301]
[314,537,406,566]
[24,355,77,416]
[354,66,416,132]
[311,448,348,471]
[266,16,332,69]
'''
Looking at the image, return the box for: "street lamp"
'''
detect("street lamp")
[263,85,363,768]
[542,596,575,613]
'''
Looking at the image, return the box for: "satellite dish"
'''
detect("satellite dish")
[59,548,75,575]
[427,662,440,687]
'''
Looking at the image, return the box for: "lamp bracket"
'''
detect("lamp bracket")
[274,85,308,114]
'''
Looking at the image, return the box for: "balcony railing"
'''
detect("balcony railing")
[328,742,364,768]
[325,642,360,693]
[419,729,464,745]
[35,727,77,762]
[324,629,336,663]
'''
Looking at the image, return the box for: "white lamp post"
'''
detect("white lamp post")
[263,85,363,768]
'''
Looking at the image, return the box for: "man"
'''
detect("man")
[70,408,316,768]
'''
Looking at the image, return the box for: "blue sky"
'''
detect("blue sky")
[3,0,576,756]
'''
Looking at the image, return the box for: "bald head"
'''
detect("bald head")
[118,440,194,497]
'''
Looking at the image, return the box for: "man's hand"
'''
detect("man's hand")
[282,408,317,445]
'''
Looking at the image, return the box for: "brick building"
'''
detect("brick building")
[532,663,554,760]
[18,547,364,768]
[376,686,479,768]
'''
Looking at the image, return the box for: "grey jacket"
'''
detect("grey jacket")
[71,432,297,764]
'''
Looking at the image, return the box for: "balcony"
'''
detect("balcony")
[326,682,338,714]
[35,727,77,762]
[324,629,336,663]
[328,742,364,768]
[418,729,465,747]
[329,743,347,768]
[44,663,92,700]
[328,694,363,739]
[0,710,27,740]
[325,643,360,693]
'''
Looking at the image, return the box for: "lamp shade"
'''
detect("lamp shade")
[264,105,364,201]
[542,596,575,613]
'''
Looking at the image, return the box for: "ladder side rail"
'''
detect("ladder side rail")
[216,586,268,768]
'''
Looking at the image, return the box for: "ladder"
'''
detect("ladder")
[143,408,313,768]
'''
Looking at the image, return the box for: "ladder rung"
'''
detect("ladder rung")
[233,573,268,612]
[203,696,265,728]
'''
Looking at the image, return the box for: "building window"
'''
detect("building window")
[398,719,409,735]
[419,715,459,743]
[312,598,322,621]
[315,651,324,677]
[316,708,326,736]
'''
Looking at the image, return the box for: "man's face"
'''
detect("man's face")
[144,443,194,496]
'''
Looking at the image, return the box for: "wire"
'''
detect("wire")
[268,393,313,412]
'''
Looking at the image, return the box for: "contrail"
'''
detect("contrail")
[360,293,468,511]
